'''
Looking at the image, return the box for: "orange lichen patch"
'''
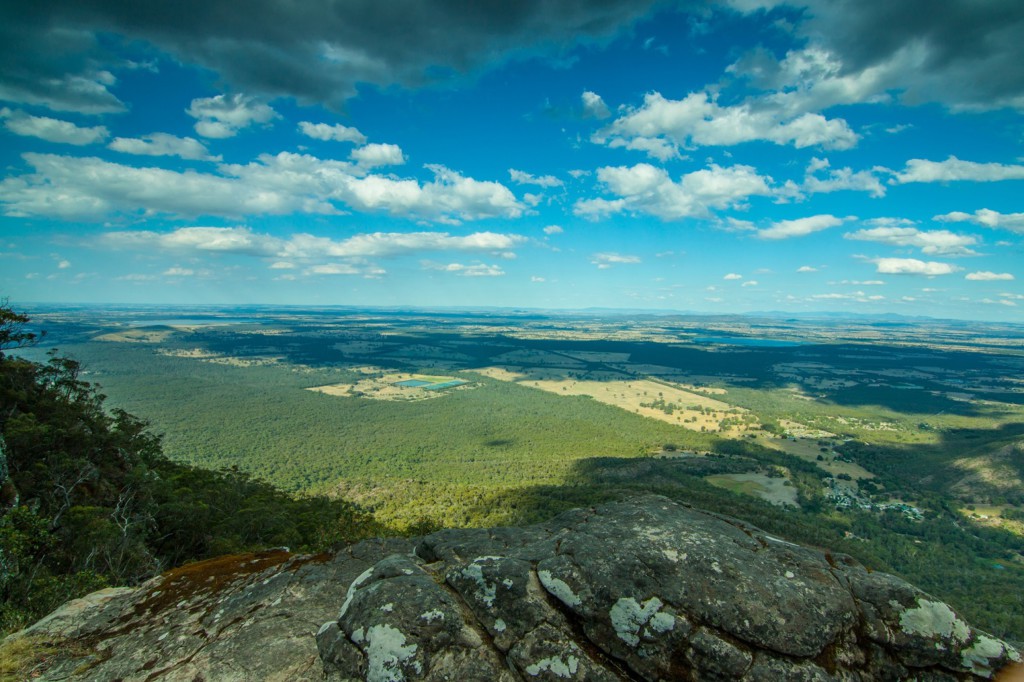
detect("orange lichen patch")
[132,549,292,618]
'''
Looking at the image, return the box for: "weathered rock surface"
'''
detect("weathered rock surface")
[7,495,1021,681]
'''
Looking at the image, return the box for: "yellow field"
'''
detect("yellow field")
[510,376,745,432]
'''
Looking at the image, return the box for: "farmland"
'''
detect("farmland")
[17,304,1024,639]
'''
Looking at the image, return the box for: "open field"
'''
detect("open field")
[705,472,799,507]
[307,371,472,401]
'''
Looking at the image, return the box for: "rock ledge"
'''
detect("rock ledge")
[8,495,1020,681]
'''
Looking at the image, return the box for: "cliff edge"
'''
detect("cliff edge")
[5,495,1020,681]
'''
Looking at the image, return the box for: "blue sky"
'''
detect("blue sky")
[1,1,1023,321]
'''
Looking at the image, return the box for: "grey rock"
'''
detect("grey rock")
[10,495,1020,681]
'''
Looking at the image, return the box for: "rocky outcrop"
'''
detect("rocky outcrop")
[6,495,1020,681]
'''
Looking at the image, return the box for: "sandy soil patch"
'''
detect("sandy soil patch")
[705,473,799,507]
[96,330,174,343]
[307,372,473,401]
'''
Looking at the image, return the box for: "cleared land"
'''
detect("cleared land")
[705,473,799,507]
[307,372,472,401]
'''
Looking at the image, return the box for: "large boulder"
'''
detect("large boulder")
[6,496,1020,680]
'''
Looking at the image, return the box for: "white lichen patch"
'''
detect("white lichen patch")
[340,567,376,618]
[961,635,1008,675]
[362,624,419,682]
[538,570,582,608]
[899,599,970,643]
[525,654,580,678]
[419,609,444,623]
[458,559,498,608]
[610,596,675,647]
[663,548,686,563]
[784,571,795,579]
[493,618,507,633]
[380,603,394,613]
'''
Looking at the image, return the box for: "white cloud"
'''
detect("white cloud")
[935,208,1024,234]
[581,90,611,119]
[163,267,194,276]
[0,152,524,223]
[509,169,563,188]
[108,133,217,161]
[593,90,858,159]
[802,158,885,197]
[531,276,546,283]
[186,94,278,138]
[57,259,71,269]
[742,280,759,287]
[575,162,772,220]
[797,265,817,272]
[871,258,960,276]
[298,121,366,144]
[350,143,406,168]
[891,156,1024,184]
[845,227,978,256]
[0,108,108,145]
[269,261,295,269]
[965,271,1015,281]
[543,225,563,235]
[425,261,505,277]
[591,252,641,269]
[724,273,743,280]
[756,214,848,240]
[101,226,527,260]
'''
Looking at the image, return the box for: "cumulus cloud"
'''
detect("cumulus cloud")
[797,265,818,272]
[965,271,1015,281]
[0,108,108,145]
[0,2,658,111]
[350,143,405,168]
[101,225,527,278]
[756,214,849,240]
[163,267,195,276]
[424,261,505,277]
[591,252,641,269]
[845,227,979,256]
[724,273,743,280]
[582,90,611,119]
[509,169,563,188]
[593,90,858,159]
[298,121,366,144]
[871,258,960,276]
[935,208,1024,234]
[0,151,524,223]
[574,162,773,220]
[767,1,1024,112]
[802,157,885,197]
[108,132,217,160]
[741,280,758,287]
[890,156,1024,184]
[543,225,563,235]
[187,94,277,138]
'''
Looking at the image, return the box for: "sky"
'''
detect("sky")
[1,0,1023,321]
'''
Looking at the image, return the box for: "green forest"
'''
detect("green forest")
[3,305,1024,645]
[0,306,384,634]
